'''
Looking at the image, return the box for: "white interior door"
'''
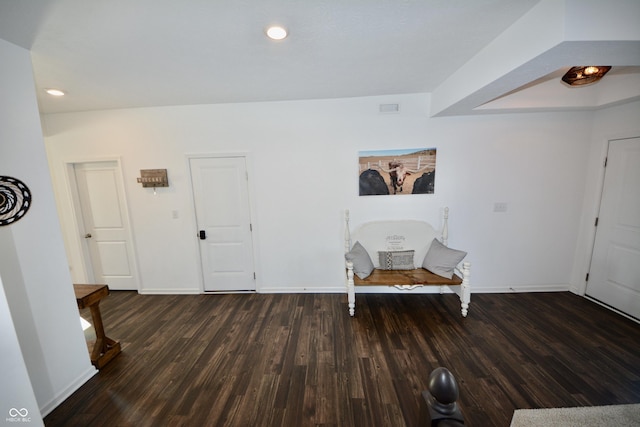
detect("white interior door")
[189,156,255,292]
[74,161,139,290]
[587,137,640,319]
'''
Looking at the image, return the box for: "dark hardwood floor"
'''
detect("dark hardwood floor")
[45,291,640,427]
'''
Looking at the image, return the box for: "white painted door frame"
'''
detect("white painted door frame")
[61,157,140,291]
[186,152,259,293]
[586,137,640,319]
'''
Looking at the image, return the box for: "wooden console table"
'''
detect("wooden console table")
[74,284,121,369]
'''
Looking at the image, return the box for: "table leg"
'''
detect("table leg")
[88,301,121,368]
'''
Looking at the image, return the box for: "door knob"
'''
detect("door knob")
[199,230,206,240]
[84,233,92,238]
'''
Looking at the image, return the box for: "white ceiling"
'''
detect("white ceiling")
[0,0,638,115]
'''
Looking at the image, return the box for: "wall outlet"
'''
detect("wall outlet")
[493,202,508,213]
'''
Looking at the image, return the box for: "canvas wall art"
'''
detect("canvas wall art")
[0,175,32,226]
[358,148,436,196]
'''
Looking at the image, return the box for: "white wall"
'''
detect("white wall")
[43,93,609,295]
[0,38,95,419]
[0,277,43,426]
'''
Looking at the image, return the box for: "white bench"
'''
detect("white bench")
[344,208,471,317]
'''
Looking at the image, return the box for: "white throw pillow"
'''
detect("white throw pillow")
[345,241,374,279]
[422,238,467,279]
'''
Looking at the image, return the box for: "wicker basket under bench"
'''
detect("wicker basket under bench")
[344,207,471,317]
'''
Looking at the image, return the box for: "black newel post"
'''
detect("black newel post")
[421,367,465,426]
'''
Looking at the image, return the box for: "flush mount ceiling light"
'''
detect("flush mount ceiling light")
[45,88,65,96]
[266,25,287,40]
[561,66,611,86]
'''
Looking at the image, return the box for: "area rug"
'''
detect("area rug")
[510,403,640,427]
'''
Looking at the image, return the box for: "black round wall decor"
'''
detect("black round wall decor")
[0,176,32,226]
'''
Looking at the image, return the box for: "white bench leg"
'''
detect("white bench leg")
[346,261,355,316]
[460,262,471,317]
[461,301,469,317]
[348,289,355,317]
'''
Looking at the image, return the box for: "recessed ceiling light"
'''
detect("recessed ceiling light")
[45,89,65,96]
[266,25,287,40]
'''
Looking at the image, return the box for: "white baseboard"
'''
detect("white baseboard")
[478,284,571,293]
[133,284,573,295]
[260,284,571,294]
[39,365,97,417]
[138,288,201,295]
[259,286,345,294]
